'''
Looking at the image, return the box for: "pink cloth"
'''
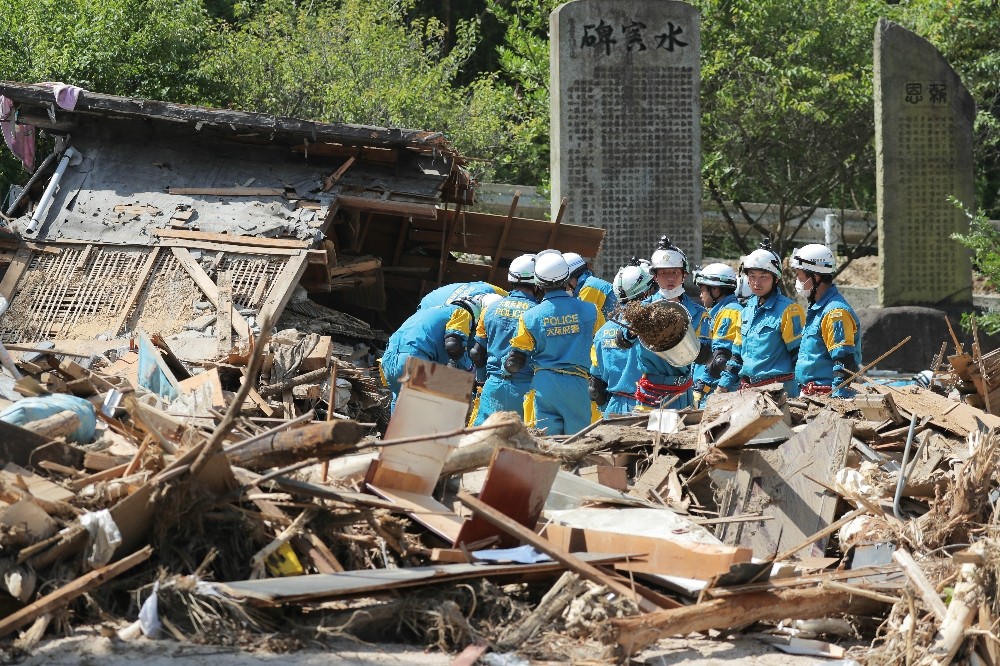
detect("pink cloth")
[0,96,36,173]
[52,84,82,111]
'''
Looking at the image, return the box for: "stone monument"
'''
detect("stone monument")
[874,18,974,307]
[550,0,701,277]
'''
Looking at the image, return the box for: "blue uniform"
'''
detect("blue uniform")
[695,294,743,399]
[510,291,600,436]
[469,288,538,425]
[574,270,618,321]
[635,292,710,410]
[721,291,805,397]
[379,304,474,410]
[419,281,508,309]
[795,285,862,397]
[591,319,643,417]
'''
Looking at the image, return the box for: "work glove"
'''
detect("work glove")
[588,376,610,407]
[615,327,638,349]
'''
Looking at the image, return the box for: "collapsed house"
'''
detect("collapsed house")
[5,80,1000,666]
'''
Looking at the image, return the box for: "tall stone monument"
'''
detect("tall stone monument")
[550,0,701,277]
[874,19,974,307]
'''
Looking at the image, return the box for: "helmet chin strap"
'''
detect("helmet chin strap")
[807,274,821,304]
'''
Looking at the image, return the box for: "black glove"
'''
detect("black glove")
[694,341,712,365]
[469,341,488,368]
[616,327,638,349]
[588,376,610,406]
[707,348,732,378]
[444,334,465,361]
[503,350,527,377]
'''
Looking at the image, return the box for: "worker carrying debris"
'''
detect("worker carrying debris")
[791,243,863,397]
[506,250,601,435]
[379,292,501,410]
[563,251,617,322]
[589,260,656,417]
[719,238,805,397]
[467,254,540,425]
[628,238,710,410]
[418,280,508,309]
[691,262,742,406]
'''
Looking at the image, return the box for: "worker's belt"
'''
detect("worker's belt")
[635,375,693,406]
[740,373,794,389]
[800,382,833,396]
[536,367,588,379]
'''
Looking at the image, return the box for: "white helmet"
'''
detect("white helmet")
[613,264,654,302]
[649,237,689,272]
[562,252,588,279]
[453,292,503,322]
[694,263,738,289]
[735,275,752,303]
[534,252,570,287]
[508,254,536,284]
[741,239,782,278]
[790,244,836,275]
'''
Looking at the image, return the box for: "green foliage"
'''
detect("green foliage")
[196,0,512,182]
[696,0,883,258]
[952,197,1000,333]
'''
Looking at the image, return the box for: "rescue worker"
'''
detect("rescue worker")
[790,244,862,397]
[468,254,539,425]
[691,263,741,405]
[563,252,617,322]
[419,281,507,309]
[633,237,711,410]
[379,292,500,411]
[589,261,655,417]
[719,239,805,397]
[505,252,600,436]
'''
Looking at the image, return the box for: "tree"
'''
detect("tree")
[195,0,512,182]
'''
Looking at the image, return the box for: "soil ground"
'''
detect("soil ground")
[14,629,848,665]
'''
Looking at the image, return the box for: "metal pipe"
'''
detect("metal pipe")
[26,146,80,234]
[892,413,918,521]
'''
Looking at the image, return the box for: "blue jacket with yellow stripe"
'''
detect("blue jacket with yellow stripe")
[591,319,643,397]
[721,291,805,390]
[574,270,618,321]
[696,293,742,391]
[419,281,507,310]
[639,292,711,381]
[795,285,862,395]
[510,290,600,377]
[474,288,537,381]
[380,304,474,395]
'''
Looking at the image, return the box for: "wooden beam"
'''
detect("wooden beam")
[0,545,153,639]
[438,202,464,285]
[257,251,309,326]
[336,194,438,220]
[457,490,661,613]
[487,190,520,284]
[110,247,159,336]
[392,218,411,266]
[170,247,251,339]
[546,197,568,247]
[0,245,32,301]
[150,228,310,249]
[323,156,356,192]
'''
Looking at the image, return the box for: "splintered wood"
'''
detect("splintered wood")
[622,300,689,351]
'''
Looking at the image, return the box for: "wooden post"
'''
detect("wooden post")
[546,198,568,247]
[487,190,520,284]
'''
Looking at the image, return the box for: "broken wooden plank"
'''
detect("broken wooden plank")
[457,490,662,613]
[699,389,784,449]
[257,251,309,326]
[717,411,851,559]
[0,245,32,300]
[335,194,438,220]
[0,545,153,639]
[110,247,159,336]
[170,247,251,339]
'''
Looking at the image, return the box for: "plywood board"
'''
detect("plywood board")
[699,389,784,449]
[870,383,1000,436]
[366,484,464,542]
[717,411,851,559]
[454,448,560,548]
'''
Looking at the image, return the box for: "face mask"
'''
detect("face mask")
[795,278,811,297]
[658,286,685,300]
